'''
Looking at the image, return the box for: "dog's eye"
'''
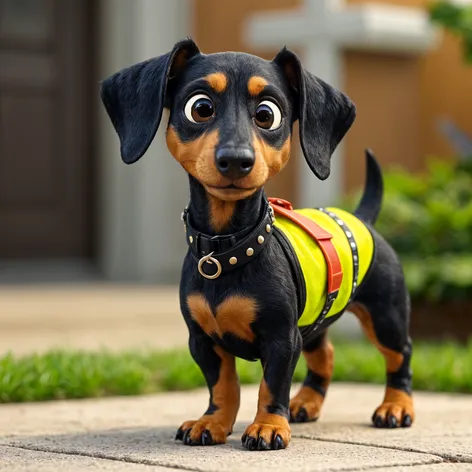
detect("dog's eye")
[254,100,282,130]
[184,94,215,123]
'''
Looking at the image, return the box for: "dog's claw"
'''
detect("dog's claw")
[387,415,397,428]
[373,411,413,428]
[175,428,184,440]
[247,436,258,451]
[273,434,285,450]
[257,437,269,450]
[201,430,213,446]
[242,434,252,450]
[183,429,192,445]
[290,405,318,423]
[402,414,412,427]
[374,415,385,428]
[296,407,308,422]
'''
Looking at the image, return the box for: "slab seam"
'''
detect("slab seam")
[292,434,472,464]
[327,458,444,472]
[365,459,462,471]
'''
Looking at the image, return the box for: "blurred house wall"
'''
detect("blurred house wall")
[194,0,472,199]
[2,0,471,284]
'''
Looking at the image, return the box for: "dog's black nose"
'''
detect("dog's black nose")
[215,147,255,180]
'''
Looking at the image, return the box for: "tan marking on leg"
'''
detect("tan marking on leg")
[290,335,334,421]
[181,346,240,445]
[204,72,228,94]
[216,295,257,343]
[374,387,415,425]
[207,195,236,232]
[349,303,414,426]
[304,336,334,383]
[349,303,403,373]
[243,378,291,448]
[247,76,269,97]
[289,386,324,421]
[186,294,220,337]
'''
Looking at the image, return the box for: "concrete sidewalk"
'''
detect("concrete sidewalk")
[1,383,471,472]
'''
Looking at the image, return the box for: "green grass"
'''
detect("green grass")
[1,340,471,403]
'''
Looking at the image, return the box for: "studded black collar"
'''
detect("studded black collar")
[182,200,276,280]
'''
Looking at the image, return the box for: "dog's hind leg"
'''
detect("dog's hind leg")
[349,230,414,428]
[289,331,334,423]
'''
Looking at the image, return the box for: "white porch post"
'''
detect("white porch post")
[98,0,192,283]
[245,0,438,208]
[303,1,345,208]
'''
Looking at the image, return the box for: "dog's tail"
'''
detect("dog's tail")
[353,149,383,226]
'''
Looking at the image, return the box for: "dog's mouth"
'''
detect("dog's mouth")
[208,184,249,190]
[205,183,258,201]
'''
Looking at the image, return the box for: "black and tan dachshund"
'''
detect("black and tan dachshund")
[100,38,414,451]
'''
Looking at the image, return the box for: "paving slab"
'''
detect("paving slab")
[0,446,176,472]
[3,432,442,472]
[290,384,472,463]
[2,383,470,471]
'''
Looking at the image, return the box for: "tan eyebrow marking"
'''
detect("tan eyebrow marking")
[204,72,228,93]
[248,76,269,96]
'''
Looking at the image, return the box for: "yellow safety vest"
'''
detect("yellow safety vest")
[274,207,375,327]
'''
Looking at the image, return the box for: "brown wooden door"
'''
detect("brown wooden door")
[0,0,94,258]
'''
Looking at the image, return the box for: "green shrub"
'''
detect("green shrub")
[430,1,472,63]
[344,158,472,301]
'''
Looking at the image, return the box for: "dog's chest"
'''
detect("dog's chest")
[186,293,259,355]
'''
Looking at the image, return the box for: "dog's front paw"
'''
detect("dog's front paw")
[241,414,291,451]
[175,418,230,446]
[372,388,415,428]
[289,386,324,423]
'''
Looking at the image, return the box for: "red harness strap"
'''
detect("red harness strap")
[268,198,343,295]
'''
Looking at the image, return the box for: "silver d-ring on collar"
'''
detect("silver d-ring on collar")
[197,252,222,280]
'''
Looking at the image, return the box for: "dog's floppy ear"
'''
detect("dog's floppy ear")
[100,38,200,164]
[273,47,356,180]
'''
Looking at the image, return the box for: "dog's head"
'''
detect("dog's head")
[101,38,356,202]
